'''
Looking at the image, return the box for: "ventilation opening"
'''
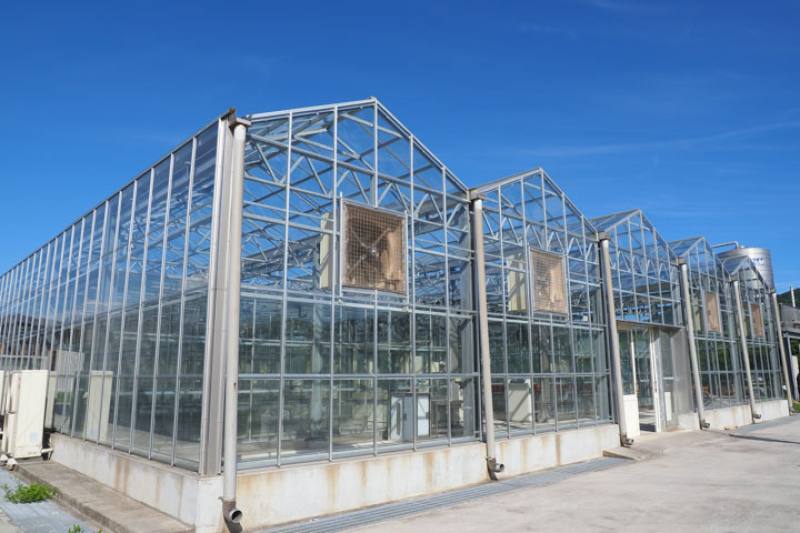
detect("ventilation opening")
[531,249,567,315]
[750,303,765,338]
[342,202,406,294]
[704,291,721,333]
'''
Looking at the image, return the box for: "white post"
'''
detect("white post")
[471,195,503,477]
[731,280,760,421]
[791,286,796,308]
[678,261,708,428]
[770,291,794,411]
[598,234,633,446]
[221,116,249,528]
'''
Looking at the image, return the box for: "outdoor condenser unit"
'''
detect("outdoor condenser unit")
[0,370,48,459]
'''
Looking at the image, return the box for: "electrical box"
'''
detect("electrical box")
[1,370,48,459]
[389,393,430,441]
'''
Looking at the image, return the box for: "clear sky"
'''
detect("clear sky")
[1,1,798,289]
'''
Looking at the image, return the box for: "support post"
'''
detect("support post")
[678,261,709,429]
[770,291,794,411]
[731,279,760,421]
[220,117,249,529]
[791,286,796,308]
[598,233,633,446]
[470,195,504,478]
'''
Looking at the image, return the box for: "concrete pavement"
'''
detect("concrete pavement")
[356,416,800,533]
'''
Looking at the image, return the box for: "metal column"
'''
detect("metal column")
[731,280,760,421]
[598,233,633,446]
[770,291,794,411]
[678,261,709,429]
[470,195,503,477]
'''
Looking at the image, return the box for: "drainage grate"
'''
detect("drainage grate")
[732,415,800,435]
[261,457,626,533]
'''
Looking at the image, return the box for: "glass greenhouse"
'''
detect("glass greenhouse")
[591,209,694,433]
[0,96,791,499]
[670,237,748,409]
[721,255,783,402]
[472,169,611,437]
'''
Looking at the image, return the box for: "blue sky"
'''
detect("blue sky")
[1,1,798,289]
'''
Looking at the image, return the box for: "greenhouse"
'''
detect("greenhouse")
[590,209,694,438]
[670,237,748,411]
[471,169,611,437]
[720,254,785,404]
[0,97,793,531]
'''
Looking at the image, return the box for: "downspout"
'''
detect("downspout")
[677,261,709,429]
[470,194,504,479]
[770,290,795,412]
[731,279,760,422]
[222,116,249,529]
[598,233,633,446]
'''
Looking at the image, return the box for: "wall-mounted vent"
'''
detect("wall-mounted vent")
[750,303,765,338]
[704,291,721,333]
[531,249,567,314]
[342,203,406,294]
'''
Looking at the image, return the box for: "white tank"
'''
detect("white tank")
[719,246,774,290]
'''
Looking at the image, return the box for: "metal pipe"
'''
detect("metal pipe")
[678,261,709,429]
[598,234,633,446]
[770,291,794,411]
[712,241,741,251]
[222,118,248,529]
[470,195,504,478]
[731,279,760,421]
[791,286,796,308]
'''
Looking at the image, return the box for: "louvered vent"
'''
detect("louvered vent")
[704,291,721,333]
[342,203,406,294]
[750,303,765,338]
[531,249,567,314]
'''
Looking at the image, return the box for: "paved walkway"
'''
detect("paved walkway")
[353,416,800,532]
[0,467,95,533]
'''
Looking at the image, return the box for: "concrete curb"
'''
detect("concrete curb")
[15,462,192,533]
[14,463,124,533]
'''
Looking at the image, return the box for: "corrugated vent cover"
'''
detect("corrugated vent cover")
[343,203,405,294]
[704,291,721,333]
[531,249,567,314]
[751,303,765,338]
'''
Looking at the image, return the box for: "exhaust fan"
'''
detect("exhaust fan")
[342,202,406,294]
[531,249,568,314]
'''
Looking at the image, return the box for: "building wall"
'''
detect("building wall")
[0,119,222,471]
[475,171,612,439]
[235,101,480,468]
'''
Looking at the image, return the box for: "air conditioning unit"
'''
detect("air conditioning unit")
[1,370,48,459]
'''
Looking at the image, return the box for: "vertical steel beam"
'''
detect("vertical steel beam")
[470,195,503,477]
[598,233,633,446]
[221,116,248,526]
[200,115,234,476]
[678,261,709,428]
[770,291,794,409]
[731,279,759,421]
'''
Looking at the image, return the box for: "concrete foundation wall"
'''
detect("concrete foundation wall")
[237,424,619,529]
[495,424,619,477]
[48,423,623,531]
[703,399,790,430]
[49,434,223,533]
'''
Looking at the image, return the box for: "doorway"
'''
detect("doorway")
[618,327,676,434]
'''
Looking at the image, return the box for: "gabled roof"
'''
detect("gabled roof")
[591,208,678,262]
[669,236,707,258]
[590,209,640,233]
[246,96,469,193]
[472,167,598,236]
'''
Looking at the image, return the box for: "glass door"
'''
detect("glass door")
[634,330,657,430]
